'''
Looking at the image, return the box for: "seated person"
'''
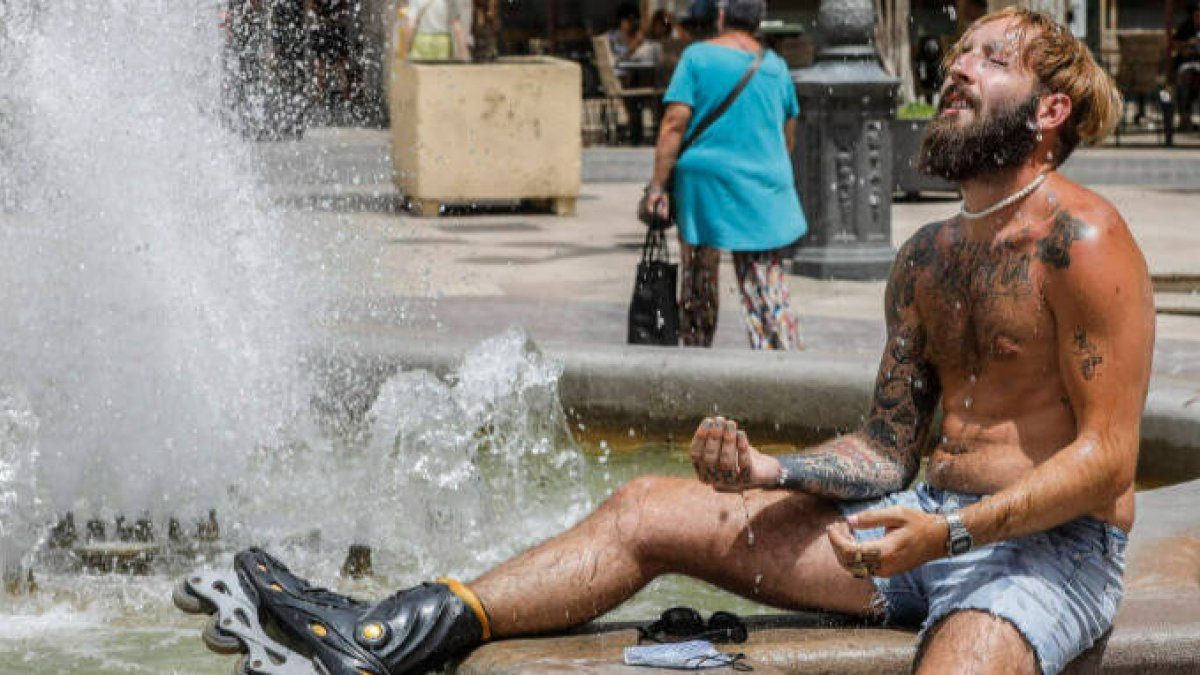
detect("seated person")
[627,10,674,72]
[1172,1,1200,130]
[607,2,644,65]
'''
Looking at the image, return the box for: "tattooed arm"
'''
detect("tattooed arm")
[691,224,943,500]
[775,224,943,499]
[956,207,1154,545]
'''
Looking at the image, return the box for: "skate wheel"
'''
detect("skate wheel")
[232,655,256,675]
[233,653,290,675]
[173,577,215,615]
[203,614,245,655]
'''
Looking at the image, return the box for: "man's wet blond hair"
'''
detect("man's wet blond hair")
[943,7,1122,164]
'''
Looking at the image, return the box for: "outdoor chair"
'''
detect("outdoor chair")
[1113,30,1174,146]
[591,34,665,145]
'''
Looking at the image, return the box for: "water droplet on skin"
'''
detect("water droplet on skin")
[753,573,763,594]
[964,396,973,409]
[969,373,978,384]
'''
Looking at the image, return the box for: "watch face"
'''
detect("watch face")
[950,535,971,556]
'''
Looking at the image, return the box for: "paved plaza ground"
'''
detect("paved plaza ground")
[259,129,1200,388]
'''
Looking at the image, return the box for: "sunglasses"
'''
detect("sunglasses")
[637,606,749,644]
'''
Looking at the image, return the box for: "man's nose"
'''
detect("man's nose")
[946,54,974,85]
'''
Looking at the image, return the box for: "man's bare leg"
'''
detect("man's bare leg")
[916,610,1037,675]
[470,475,879,637]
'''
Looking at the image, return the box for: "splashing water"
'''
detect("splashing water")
[0,1,589,587]
[0,1,316,558]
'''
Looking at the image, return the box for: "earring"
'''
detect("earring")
[1036,129,1044,142]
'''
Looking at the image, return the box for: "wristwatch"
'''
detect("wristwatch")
[944,511,973,557]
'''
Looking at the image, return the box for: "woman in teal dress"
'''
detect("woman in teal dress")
[645,0,805,349]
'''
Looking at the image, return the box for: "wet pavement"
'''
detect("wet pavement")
[260,128,1200,389]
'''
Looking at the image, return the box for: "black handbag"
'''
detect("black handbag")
[627,222,679,346]
[637,48,765,229]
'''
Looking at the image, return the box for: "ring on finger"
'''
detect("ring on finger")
[852,545,863,566]
[848,562,870,579]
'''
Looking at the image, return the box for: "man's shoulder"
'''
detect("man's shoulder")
[1036,181,1147,300]
[1040,179,1134,263]
[897,219,949,259]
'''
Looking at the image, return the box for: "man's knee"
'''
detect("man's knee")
[600,475,685,534]
[915,609,1038,675]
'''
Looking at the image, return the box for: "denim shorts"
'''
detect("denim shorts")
[839,483,1128,675]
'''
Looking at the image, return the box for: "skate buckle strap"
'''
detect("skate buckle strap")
[435,577,492,641]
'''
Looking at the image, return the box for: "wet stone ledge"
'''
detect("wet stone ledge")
[455,588,1200,674]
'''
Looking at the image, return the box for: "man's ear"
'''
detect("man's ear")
[1036,91,1073,132]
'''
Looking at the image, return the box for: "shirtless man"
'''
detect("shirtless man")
[181,8,1152,675]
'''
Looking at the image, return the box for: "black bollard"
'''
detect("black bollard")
[341,544,374,579]
[196,509,219,542]
[85,518,106,542]
[168,517,185,543]
[49,512,77,549]
[133,514,154,542]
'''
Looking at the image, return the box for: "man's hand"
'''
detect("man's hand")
[690,417,781,492]
[825,507,949,578]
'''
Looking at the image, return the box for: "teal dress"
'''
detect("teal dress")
[664,43,806,251]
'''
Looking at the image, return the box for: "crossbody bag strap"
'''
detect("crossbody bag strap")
[678,48,765,156]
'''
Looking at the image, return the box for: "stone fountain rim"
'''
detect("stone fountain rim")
[318,334,1200,455]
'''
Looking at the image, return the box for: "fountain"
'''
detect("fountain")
[1,1,1199,673]
[0,3,598,670]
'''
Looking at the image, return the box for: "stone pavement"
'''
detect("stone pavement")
[259,128,1200,386]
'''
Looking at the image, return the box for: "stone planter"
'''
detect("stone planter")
[891,118,957,197]
[388,56,582,217]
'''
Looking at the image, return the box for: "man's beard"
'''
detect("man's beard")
[918,91,1041,182]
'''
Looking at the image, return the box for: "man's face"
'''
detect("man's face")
[919,18,1043,181]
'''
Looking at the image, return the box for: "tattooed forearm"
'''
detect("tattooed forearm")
[777,225,943,500]
[1072,329,1104,380]
[777,323,939,500]
[778,437,910,500]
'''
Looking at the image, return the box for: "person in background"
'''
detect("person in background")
[626,9,674,73]
[915,35,944,105]
[607,2,644,63]
[470,0,500,62]
[646,0,805,350]
[1171,1,1200,131]
[404,0,472,61]
[307,0,355,111]
[676,0,719,45]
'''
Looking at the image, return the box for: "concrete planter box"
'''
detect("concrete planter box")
[891,118,957,197]
[388,56,582,217]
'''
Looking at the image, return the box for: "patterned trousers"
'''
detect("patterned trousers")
[677,240,802,350]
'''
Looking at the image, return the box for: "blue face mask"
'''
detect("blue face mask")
[624,640,749,670]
